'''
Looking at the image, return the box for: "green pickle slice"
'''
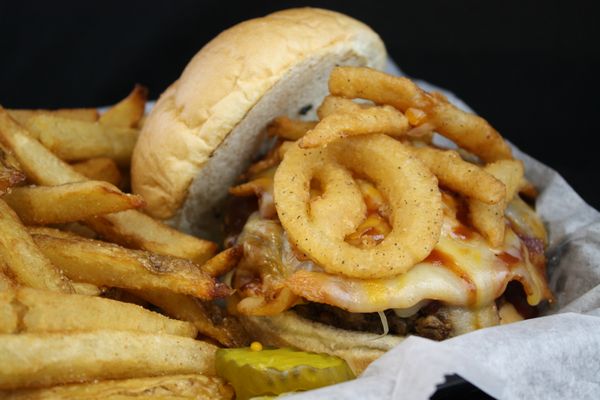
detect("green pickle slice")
[216,345,355,399]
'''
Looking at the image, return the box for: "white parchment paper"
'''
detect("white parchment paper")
[286,60,600,399]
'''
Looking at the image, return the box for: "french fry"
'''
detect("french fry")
[470,159,524,246]
[99,84,148,128]
[329,67,513,162]
[3,181,145,225]
[0,271,15,292]
[71,281,101,296]
[71,157,122,186]
[0,107,217,263]
[267,117,317,140]
[0,330,216,390]
[8,108,99,125]
[0,146,25,195]
[22,114,138,166]
[0,374,234,400]
[133,289,250,348]
[0,199,73,293]
[85,210,217,264]
[409,145,505,204]
[0,287,197,337]
[0,291,16,333]
[30,231,229,300]
[201,246,243,278]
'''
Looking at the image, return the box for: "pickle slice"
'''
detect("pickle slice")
[216,346,355,400]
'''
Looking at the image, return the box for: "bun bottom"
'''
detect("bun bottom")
[240,311,404,375]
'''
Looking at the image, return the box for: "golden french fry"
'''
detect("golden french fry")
[99,85,148,128]
[0,271,15,292]
[267,117,317,140]
[0,199,73,293]
[71,157,122,186]
[329,67,513,162]
[0,146,25,195]
[0,107,217,263]
[201,246,243,278]
[298,105,409,148]
[410,146,505,204]
[470,159,524,246]
[8,108,99,125]
[26,225,82,239]
[31,232,229,300]
[85,210,217,264]
[3,181,145,225]
[22,114,138,166]
[0,291,16,332]
[0,287,197,337]
[0,330,216,390]
[519,177,538,199]
[134,289,250,348]
[0,374,234,400]
[71,281,101,296]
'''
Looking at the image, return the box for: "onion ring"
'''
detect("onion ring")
[329,67,513,162]
[274,134,443,279]
[299,105,408,149]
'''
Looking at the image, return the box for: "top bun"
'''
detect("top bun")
[131,7,386,237]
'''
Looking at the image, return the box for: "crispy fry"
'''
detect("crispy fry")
[0,287,196,337]
[0,199,73,293]
[201,246,243,278]
[0,330,216,390]
[410,146,505,204]
[0,146,25,195]
[134,289,250,348]
[299,105,409,149]
[267,116,317,141]
[71,157,122,186]
[31,232,229,300]
[3,181,145,225]
[329,67,513,162]
[0,374,234,400]
[71,282,101,296]
[0,107,217,263]
[22,114,138,166]
[26,225,82,239]
[470,160,524,246]
[0,271,15,292]
[8,108,99,125]
[85,210,217,264]
[100,85,148,128]
[99,84,148,128]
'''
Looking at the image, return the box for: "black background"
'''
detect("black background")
[1,0,598,210]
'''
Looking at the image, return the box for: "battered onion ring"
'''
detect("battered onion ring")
[299,105,408,149]
[329,67,513,162]
[274,134,443,279]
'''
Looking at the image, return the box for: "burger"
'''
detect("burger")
[132,7,552,375]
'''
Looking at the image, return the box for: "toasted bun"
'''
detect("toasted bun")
[240,312,403,375]
[131,8,386,237]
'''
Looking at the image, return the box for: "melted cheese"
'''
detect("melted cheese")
[284,199,551,313]
[233,170,551,316]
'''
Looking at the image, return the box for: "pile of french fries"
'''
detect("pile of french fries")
[0,89,245,399]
